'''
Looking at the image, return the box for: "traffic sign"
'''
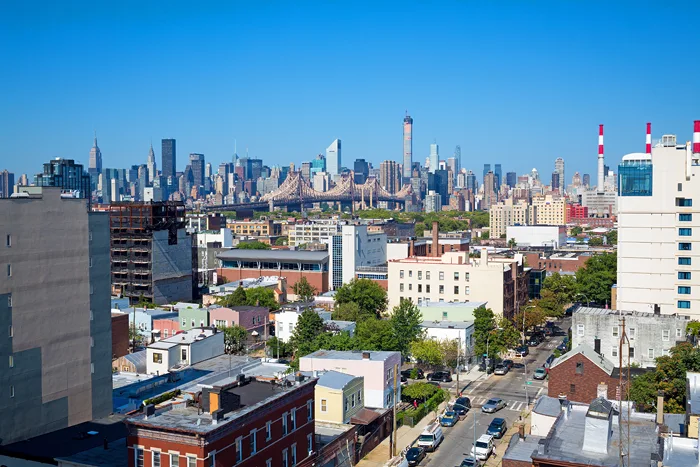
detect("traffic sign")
[526,381,533,385]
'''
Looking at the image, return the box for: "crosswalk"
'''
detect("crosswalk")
[467,396,528,412]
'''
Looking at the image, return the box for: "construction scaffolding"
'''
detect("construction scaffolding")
[108,202,185,303]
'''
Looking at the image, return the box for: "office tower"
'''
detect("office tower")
[429,143,439,173]
[205,162,212,179]
[554,157,565,194]
[483,171,497,210]
[0,187,112,444]
[466,170,477,192]
[551,172,560,192]
[454,145,461,173]
[301,162,312,180]
[34,159,91,199]
[326,139,342,176]
[506,172,516,188]
[403,113,413,181]
[571,172,581,187]
[354,159,369,184]
[0,170,14,198]
[311,154,326,176]
[456,169,466,189]
[380,160,402,194]
[189,153,205,188]
[88,134,102,175]
[494,164,502,189]
[483,164,491,181]
[582,173,591,187]
[425,190,442,213]
[146,143,156,184]
[446,157,457,181]
[161,139,176,180]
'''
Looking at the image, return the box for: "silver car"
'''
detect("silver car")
[481,398,507,413]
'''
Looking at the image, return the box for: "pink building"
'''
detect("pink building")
[152,317,181,340]
[210,306,270,341]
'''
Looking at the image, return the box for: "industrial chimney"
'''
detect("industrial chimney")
[597,124,605,194]
[694,120,700,155]
[646,123,652,155]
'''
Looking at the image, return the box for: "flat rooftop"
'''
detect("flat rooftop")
[574,306,690,320]
[503,433,544,463]
[420,320,474,329]
[218,249,329,262]
[148,327,217,349]
[418,301,487,308]
[304,349,399,362]
[128,379,315,435]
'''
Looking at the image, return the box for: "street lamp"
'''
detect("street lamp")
[576,293,591,307]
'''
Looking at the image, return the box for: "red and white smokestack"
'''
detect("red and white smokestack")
[693,120,700,155]
[646,123,652,154]
[597,124,605,193]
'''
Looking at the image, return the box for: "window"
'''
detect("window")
[282,412,288,435]
[153,353,163,364]
[6,234,10,247]
[10,385,14,398]
[352,394,356,407]
[358,390,362,404]
[454,272,459,280]
[7,264,11,277]
[400,270,404,279]
[439,272,444,280]
[9,355,13,368]
[442,311,448,320]
[418,284,422,293]
[576,362,584,374]
[170,454,179,467]
[465,286,470,294]
[678,286,691,295]
[267,459,272,467]
[400,284,404,292]
[677,328,683,338]
[250,429,257,454]
[680,213,693,221]
[181,348,187,361]
[321,399,327,412]
[679,243,692,251]
[662,330,670,341]
[465,272,470,281]
[577,324,585,337]
[345,397,349,411]
[153,452,161,467]
[612,326,619,337]
[454,286,459,294]
[408,283,412,291]
[612,346,618,357]
[7,294,11,307]
[191,319,195,327]
[629,347,635,358]
[426,271,431,280]
[678,300,691,309]
[291,443,297,466]
[418,271,422,280]
[187,457,196,467]
[163,329,168,338]
[648,348,655,359]
[426,285,431,293]
[439,285,444,294]
[629,328,636,339]
[89,257,93,268]
[236,437,243,462]
[307,400,313,421]
[679,257,692,265]
[307,433,313,456]
[91,363,94,374]
[679,183,684,191]
[291,408,296,430]
[676,197,693,207]
[283,449,289,467]
[680,228,693,236]
[136,448,144,467]
[288,323,293,333]
[570,384,576,393]
[266,421,272,440]
[409,270,413,278]
[679,271,692,280]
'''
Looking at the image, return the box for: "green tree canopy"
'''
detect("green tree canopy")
[223,325,248,355]
[237,240,271,250]
[335,278,388,318]
[217,286,248,307]
[588,236,604,247]
[390,299,424,356]
[245,287,279,310]
[402,382,439,402]
[332,302,376,322]
[575,252,617,305]
[570,226,583,236]
[292,276,317,302]
[274,236,288,246]
[266,336,293,358]
[355,318,398,351]
[473,306,498,359]
[290,309,325,354]
[410,339,443,367]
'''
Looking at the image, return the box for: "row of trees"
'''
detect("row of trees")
[217,284,280,310]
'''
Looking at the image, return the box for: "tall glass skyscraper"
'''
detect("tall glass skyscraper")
[429,143,439,173]
[35,159,91,200]
[403,114,413,181]
[161,139,176,180]
[326,139,342,175]
[494,164,502,189]
[189,153,205,187]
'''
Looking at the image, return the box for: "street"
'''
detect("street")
[413,318,569,466]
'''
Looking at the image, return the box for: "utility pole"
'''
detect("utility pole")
[456,336,461,395]
[392,362,398,458]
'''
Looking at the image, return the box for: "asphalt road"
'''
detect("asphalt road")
[416,317,571,466]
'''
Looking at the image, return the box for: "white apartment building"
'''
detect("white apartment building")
[288,219,342,247]
[617,135,700,316]
[489,198,530,238]
[275,308,331,343]
[146,327,224,375]
[387,250,526,317]
[325,224,387,290]
[506,225,567,248]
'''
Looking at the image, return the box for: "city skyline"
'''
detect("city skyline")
[2,2,699,178]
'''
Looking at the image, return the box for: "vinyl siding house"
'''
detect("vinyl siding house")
[315,371,365,424]
[146,327,224,375]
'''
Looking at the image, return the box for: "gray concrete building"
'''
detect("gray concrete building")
[572,306,690,368]
[0,187,112,444]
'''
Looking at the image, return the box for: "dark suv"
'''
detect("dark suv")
[401,368,425,380]
[427,370,453,382]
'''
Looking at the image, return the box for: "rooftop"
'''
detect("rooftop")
[420,320,474,330]
[418,301,487,309]
[148,327,217,350]
[503,432,544,463]
[218,249,329,262]
[210,277,281,291]
[317,370,361,390]
[532,395,563,418]
[574,306,690,320]
[550,343,615,375]
[303,349,400,362]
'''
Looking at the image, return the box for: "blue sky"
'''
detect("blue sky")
[2,1,699,183]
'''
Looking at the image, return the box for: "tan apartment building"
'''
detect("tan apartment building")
[387,250,528,318]
[489,198,530,238]
[226,219,282,237]
[315,371,365,424]
[530,194,566,225]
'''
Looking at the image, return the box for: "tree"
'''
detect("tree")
[687,321,700,338]
[129,322,142,349]
[575,252,617,305]
[245,287,279,310]
[410,339,443,366]
[332,302,374,322]
[606,230,618,245]
[473,306,497,359]
[570,226,583,236]
[588,236,604,247]
[440,339,460,369]
[494,318,521,352]
[292,277,317,302]
[355,318,398,351]
[312,331,358,351]
[237,240,271,250]
[274,236,288,246]
[335,278,388,318]
[290,309,325,353]
[390,299,424,356]
[218,286,247,307]
[266,336,293,358]
[223,325,248,354]
[401,382,439,402]
[507,238,517,249]
[513,307,546,336]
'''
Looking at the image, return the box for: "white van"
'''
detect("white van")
[470,434,494,460]
[417,421,444,452]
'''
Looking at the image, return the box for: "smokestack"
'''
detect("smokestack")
[597,124,605,193]
[694,120,700,155]
[646,122,652,154]
[432,221,439,257]
[657,390,665,425]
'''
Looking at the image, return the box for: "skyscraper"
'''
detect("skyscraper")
[189,153,205,188]
[506,172,516,188]
[161,139,176,180]
[454,145,461,173]
[483,164,491,182]
[466,170,477,192]
[88,134,102,175]
[326,139,342,176]
[146,143,157,184]
[429,142,439,172]
[554,157,565,194]
[446,157,457,181]
[551,172,560,192]
[34,159,91,200]
[494,163,502,189]
[0,170,15,198]
[582,173,591,187]
[380,160,402,194]
[483,171,496,210]
[403,114,413,181]
[353,159,369,184]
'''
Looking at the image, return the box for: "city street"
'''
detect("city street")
[413,318,570,466]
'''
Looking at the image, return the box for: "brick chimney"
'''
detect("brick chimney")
[432,221,439,257]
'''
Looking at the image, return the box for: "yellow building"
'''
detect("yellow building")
[530,194,566,226]
[489,198,530,238]
[315,371,365,424]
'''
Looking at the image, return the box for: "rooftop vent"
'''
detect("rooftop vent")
[362,352,371,360]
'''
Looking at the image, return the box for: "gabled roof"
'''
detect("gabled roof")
[549,343,614,375]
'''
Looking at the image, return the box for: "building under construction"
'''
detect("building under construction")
[109,202,195,305]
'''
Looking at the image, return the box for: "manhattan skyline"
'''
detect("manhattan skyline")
[2,1,699,178]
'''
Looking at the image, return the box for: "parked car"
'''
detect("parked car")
[427,370,453,382]
[527,336,541,347]
[401,368,425,380]
[543,326,554,336]
[470,434,495,461]
[534,367,547,380]
[493,364,509,376]
[557,338,569,352]
[440,411,459,427]
[481,398,507,413]
[427,381,442,389]
[401,375,408,383]
[453,397,472,415]
[460,457,482,467]
[544,354,556,371]
[486,418,507,439]
[406,447,426,466]
[502,359,514,370]
[514,346,529,357]
[478,360,495,373]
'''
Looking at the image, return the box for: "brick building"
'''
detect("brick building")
[126,376,317,467]
[547,344,617,403]
[523,251,591,274]
[112,311,130,358]
[565,203,588,222]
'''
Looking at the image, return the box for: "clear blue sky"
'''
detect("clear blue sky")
[2,1,699,182]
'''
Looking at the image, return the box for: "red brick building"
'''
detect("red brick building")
[524,251,591,274]
[126,376,317,467]
[565,203,588,222]
[547,344,617,403]
[111,311,130,358]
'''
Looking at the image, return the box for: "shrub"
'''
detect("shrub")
[143,389,181,407]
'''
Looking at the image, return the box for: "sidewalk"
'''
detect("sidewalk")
[356,367,490,467]
[485,410,532,466]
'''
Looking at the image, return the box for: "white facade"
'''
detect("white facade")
[617,141,700,316]
[429,143,439,173]
[425,190,441,213]
[195,228,233,248]
[146,327,224,374]
[581,190,617,218]
[340,225,386,287]
[506,225,567,248]
[326,139,342,176]
[289,220,342,247]
[275,309,332,343]
[420,321,475,364]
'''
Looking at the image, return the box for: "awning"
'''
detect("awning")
[351,408,381,425]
